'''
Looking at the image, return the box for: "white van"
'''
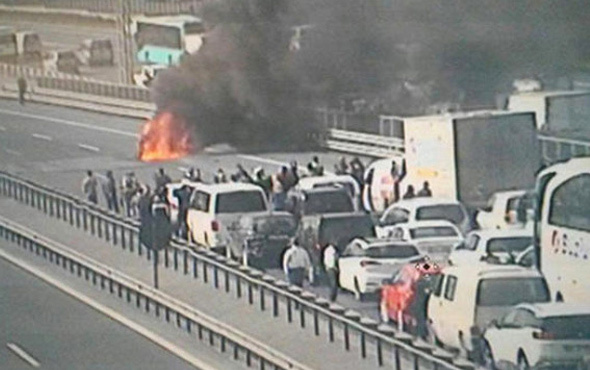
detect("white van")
[186,183,270,251]
[427,264,550,353]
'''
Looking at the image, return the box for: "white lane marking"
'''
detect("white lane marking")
[237,154,334,175]
[4,149,21,156]
[78,144,100,152]
[0,249,216,370]
[6,342,41,368]
[0,108,139,138]
[0,126,6,131]
[32,133,53,141]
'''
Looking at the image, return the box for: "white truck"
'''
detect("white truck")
[363,110,542,212]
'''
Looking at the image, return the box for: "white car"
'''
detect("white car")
[448,229,533,266]
[381,220,464,264]
[338,238,424,300]
[476,190,534,230]
[295,174,361,211]
[428,264,550,353]
[482,303,590,369]
[376,198,472,237]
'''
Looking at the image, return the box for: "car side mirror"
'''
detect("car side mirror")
[454,242,465,250]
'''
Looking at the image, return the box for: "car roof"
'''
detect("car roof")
[516,302,590,318]
[396,220,459,230]
[491,190,528,199]
[386,197,464,211]
[192,182,265,194]
[297,174,357,187]
[352,237,418,249]
[442,263,543,279]
[468,228,533,240]
[301,187,349,195]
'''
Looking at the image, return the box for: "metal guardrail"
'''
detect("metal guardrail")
[0,216,311,370]
[0,170,473,370]
[36,76,151,103]
[326,129,405,158]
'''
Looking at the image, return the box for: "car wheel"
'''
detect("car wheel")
[481,341,496,370]
[517,352,530,370]
[353,277,364,301]
[379,301,390,323]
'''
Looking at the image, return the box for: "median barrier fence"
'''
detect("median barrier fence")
[0,215,312,370]
[36,76,151,103]
[0,170,474,370]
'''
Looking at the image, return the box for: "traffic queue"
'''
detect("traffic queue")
[81,155,590,369]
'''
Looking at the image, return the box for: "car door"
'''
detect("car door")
[485,308,538,365]
[338,242,364,291]
[449,233,480,265]
[187,190,211,245]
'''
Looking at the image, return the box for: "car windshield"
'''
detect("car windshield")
[542,315,590,339]
[476,277,550,307]
[365,244,419,259]
[319,215,376,247]
[487,237,532,254]
[216,191,267,213]
[303,190,354,215]
[312,182,355,198]
[416,205,465,225]
[410,226,458,239]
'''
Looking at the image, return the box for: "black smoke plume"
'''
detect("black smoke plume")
[152,0,590,148]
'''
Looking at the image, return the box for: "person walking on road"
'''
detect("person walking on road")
[102,170,119,213]
[82,170,99,204]
[154,168,172,193]
[214,168,227,184]
[17,76,27,105]
[417,181,432,197]
[282,239,313,288]
[323,241,339,302]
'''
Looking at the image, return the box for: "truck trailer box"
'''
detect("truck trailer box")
[403,110,541,208]
[508,90,590,134]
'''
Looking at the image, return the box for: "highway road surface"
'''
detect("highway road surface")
[0,255,204,370]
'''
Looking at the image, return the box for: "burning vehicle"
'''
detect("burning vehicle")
[226,212,298,269]
[137,111,195,162]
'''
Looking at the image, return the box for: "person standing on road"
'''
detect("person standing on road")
[350,157,365,186]
[214,168,227,183]
[173,183,192,239]
[282,239,313,288]
[121,172,139,217]
[271,166,289,211]
[308,156,324,176]
[323,241,339,302]
[102,170,119,213]
[417,181,432,197]
[334,156,349,175]
[81,170,98,204]
[154,168,172,193]
[17,76,27,105]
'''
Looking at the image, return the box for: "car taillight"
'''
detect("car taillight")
[211,220,220,232]
[360,260,380,267]
[533,330,555,340]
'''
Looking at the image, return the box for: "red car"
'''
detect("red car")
[380,260,442,332]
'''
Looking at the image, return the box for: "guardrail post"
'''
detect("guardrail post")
[287,298,292,323]
[90,213,96,235]
[192,256,198,278]
[213,266,219,288]
[248,284,253,305]
[328,317,334,342]
[344,324,350,351]
[97,217,102,238]
[377,339,383,367]
[105,221,111,242]
[174,248,178,270]
[272,292,278,317]
[313,310,319,336]
[260,286,265,311]
[121,228,126,249]
[183,250,188,275]
[236,276,241,298]
[361,332,367,358]
[164,247,169,267]
[129,231,134,252]
[203,261,208,283]
[224,269,230,292]
[112,224,117,245]
[300,304,305,328]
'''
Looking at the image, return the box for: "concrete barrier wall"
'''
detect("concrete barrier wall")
[36,76,151,103]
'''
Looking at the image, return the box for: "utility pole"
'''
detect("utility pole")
[116,0,134,84]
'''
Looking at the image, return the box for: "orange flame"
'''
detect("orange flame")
[138,111,194,162]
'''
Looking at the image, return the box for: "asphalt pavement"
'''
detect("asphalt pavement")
[0,99,356,201]
[0,255,203,370]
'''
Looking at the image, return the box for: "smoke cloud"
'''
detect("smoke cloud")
[152,0,590,148]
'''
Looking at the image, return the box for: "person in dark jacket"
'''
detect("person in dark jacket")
[172,183,192,239]
[403,185,416,200]
[154,168,172,192]
[417,181,432,197]
[17,76,27,105]
[102,170,119,213]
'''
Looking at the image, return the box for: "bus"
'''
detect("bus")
[131,15,205,66]
[0,26,42,63]
[534,156,590,303]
